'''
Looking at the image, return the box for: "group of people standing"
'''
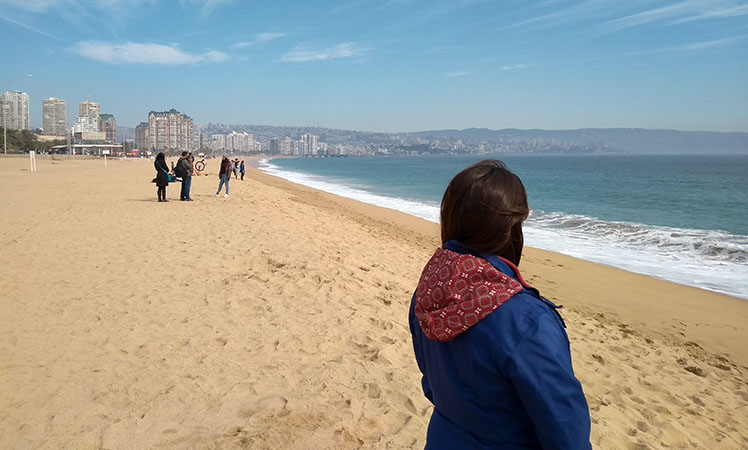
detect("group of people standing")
[231,158,245,180]
[153,153,246,202]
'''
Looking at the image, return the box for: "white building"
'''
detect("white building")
[210,131,256,153]
[78,101,100,130]
[1,90,30,130]
[42,97,67,136]
[301,134,318,156]
[210,133,227,152]
[73,116,100,133]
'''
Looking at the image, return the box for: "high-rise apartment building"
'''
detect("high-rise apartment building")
[99,113,117,144]
[301,134,318,156]
[147,109,194,153]
[1,91,30,130]
[135,122,148,151]
[42,97,67,136]
[78,101,100,129]
[73,116,100,133]
[269,138,280,154]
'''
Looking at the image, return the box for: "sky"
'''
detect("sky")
[1,0,747,133]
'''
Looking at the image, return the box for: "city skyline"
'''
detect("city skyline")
[1,0,747,133]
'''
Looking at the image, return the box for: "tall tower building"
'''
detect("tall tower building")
[1,91,30,130]
[42,97,67,136]
[78,101,100,129]
[301,134,318,156]
[135,122,149,151]
[147,108,194,153]
[99,113,117,143]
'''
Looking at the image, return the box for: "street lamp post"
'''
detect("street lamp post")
[2,74,33,155]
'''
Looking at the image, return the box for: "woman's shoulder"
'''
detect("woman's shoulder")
[470,289,562,349]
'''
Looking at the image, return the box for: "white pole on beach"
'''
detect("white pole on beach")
[104,154,107,167]
[29,150,36,173]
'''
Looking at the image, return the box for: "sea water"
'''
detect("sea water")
[258,154,748,300]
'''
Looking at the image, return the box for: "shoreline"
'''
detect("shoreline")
[255,157,748,302]
[245,164,748,368]
[1,157,746,449]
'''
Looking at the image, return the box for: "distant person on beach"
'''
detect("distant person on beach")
[409,160,591,449]
[215,156,232,197]
[154,152,169,202]
[240,160,245,181]
[233,159,239,179]
[177,151,193,201]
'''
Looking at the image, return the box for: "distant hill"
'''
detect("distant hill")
[407,128,748,154]
[117,126,135,143]
[193,123,748,155]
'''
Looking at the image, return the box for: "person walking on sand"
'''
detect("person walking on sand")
[240,160,245,181]
[154,152,170,202]
[233,159,239,179]
[409,160,591,450]
[215,156,232,198]
[177,151,193,201]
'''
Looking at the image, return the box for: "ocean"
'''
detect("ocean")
[258,154,748,300]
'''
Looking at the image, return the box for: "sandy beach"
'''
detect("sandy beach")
[1,156,746,449]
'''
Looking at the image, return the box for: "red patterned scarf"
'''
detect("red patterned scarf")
[414,249,523,342]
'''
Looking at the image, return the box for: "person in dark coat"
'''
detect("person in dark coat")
[178,151,193,201]
[409,160,591,449]
[215,156,232,197]
[154,152,170,202]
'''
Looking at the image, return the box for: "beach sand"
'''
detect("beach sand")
[1,156,746,449]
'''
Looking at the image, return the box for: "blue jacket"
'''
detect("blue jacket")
[409,241,591,449]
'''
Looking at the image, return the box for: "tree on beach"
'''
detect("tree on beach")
[1,128,63,153]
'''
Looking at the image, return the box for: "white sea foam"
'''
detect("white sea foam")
[524,212,748,300]
[258,159,441,222]
[258,159,748,300]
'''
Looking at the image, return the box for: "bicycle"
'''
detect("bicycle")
[194,158,206,174]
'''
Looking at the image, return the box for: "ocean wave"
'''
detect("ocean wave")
[258,159,441,222]
[528,211,748,264]
[525,212,748,299]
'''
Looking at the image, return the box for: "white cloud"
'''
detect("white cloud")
[586,1,748,36]
[426,45,461,54]
[256,32,285,44]
[71,41,229,65]
[182,0,235,17]
[0,12,67,41]
[3,0,233,17]
[670,4,748,24]
[2,0,152,13]
[446,70,472,77]
[1,0,65,12]
[231,32,286,49]
[280,42,370,62]
[598,0,706,33]
[231,42,253,50]
[500,64,529,71]
[627,35,748,55]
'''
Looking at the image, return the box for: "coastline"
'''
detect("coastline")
[1,157,746,449]
[255,156,748,301]
[248,163,748,366]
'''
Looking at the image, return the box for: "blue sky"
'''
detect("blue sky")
[1,0,747,132]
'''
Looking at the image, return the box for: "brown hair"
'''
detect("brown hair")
[440,160,529,265]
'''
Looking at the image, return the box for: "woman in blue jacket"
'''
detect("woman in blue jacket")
[409,160,591,449]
